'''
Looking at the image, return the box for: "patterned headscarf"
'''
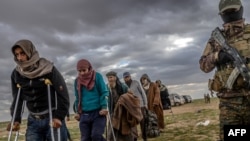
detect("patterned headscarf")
[76,59,96,113]
[76,59,96,91]
[12,39,53,79]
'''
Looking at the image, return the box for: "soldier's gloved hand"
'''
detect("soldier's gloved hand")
[6,122,20,131]
[217,51,234,64]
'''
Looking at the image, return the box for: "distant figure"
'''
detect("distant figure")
[206,93,210,103]
[204,93,207,103]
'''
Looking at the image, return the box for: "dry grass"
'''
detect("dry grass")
[0,97,220,141]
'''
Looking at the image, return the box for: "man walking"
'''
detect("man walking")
[123,72,147,141]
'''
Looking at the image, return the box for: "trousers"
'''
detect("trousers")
[79,109,106,141]
[26,114,67,141]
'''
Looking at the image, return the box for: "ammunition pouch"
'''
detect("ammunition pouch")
[209,64,248,92]
[208,78,222,92]
[217,92,246,99]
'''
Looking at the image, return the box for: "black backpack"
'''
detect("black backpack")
[145,110,160,138]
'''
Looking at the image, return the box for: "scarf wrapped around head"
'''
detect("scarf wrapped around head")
[76,59,96,113]
[140,74,151,82]
[12,39,53,79]
[76,59,96,91]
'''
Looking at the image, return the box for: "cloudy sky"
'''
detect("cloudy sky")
[0,0,250,122]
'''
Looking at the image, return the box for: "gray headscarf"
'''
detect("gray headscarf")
[12,39,53,79]
[140,73,151,83]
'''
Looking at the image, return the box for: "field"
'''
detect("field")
[0,97,220,141]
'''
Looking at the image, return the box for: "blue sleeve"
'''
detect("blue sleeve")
[96,72,109,109]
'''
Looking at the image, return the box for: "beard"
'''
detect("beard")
[109,82,116,88]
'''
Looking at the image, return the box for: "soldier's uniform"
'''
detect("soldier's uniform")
[199,0,250,140]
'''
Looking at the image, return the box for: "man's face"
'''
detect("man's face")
[107,76,116,84]
[78,68,89,75]
[141,78,148,85]
[155,81,160,87]
[123,76,131,82]
[14,47,28,62]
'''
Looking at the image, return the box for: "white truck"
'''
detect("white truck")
[169,93,185,106]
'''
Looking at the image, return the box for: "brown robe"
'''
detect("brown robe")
[112,92,143,135]
[146,82,164,129]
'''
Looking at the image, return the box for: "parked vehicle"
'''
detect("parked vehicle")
[182,95,192,103]
[169,93,185,106]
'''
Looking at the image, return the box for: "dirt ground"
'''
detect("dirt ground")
[1,98,220,141]
[164,98,219,115]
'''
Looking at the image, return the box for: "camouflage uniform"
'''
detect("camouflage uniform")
[199,0,250,140]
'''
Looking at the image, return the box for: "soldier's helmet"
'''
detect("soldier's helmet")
[219,0,243,23]
[219,0,242,14]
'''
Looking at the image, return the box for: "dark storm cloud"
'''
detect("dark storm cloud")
[0,0,250,121]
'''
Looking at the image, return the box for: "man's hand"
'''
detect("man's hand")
[74,113,80,121]
[52,118,62,128]
[6,122,20,131]
[218,50,234,64]
[99,109,108,116]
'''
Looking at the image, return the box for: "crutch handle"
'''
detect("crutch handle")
[45,79,52,85]
[16,84,21,88]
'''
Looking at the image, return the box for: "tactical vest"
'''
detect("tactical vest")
[213,24,250,91]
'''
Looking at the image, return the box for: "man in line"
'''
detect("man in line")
[140,74,164,131]
[106,71,137,141]
[7,39,70,141]
[123,72,147,141]
[74,59,108,141]
[155,80,171,110]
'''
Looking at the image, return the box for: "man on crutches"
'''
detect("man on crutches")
[7,39,70,141]
[73,59,108,141]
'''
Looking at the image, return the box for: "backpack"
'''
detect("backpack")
[145,110,160,138]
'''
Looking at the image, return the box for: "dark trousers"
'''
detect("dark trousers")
[79,109,106,141]
[140,107,147,141]
[26,115,67,141]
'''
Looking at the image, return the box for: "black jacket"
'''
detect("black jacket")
[11,66,69,122]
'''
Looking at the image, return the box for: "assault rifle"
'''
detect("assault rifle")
[211,27,250,89]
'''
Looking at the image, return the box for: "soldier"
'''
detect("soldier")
[199,0,250,140]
